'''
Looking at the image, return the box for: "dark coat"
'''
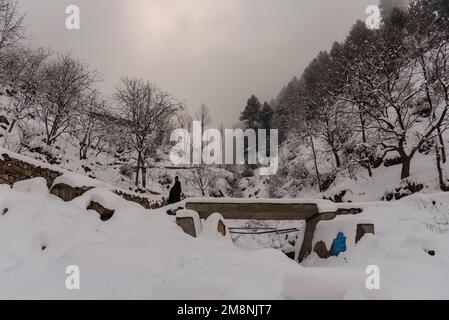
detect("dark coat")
[168,180,182,204]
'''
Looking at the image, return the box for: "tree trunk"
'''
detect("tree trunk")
[47,125,57,145]
[401,156,411,180]
[135,153,141,186]
[79,144,88,160]
[435,142,449,191]
[359,111,372,177]
[333,149,341,168]
[421,54,446,164]
[438,126,446,163]
[141,165,147,189]
[366,160,373,177]
[135,167,140,186]
[309,132,322,192]
[8,119,16,133]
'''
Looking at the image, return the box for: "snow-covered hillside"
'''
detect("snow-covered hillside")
[1,178,448,299]
[3,81,449,205]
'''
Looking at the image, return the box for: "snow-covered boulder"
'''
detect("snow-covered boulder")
[199,213,232,243]
[176,209,202,237]
[12,178,49,195]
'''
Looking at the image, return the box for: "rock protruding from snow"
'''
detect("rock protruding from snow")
[176,209,202,237]
[199,213,232,243]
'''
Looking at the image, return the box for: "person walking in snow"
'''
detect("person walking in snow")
[168,176,182,204]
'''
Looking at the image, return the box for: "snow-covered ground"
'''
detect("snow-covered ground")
[1,178,448,299]
[324,150,449,203]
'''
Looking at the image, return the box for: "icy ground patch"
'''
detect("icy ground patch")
[0,179,449,299]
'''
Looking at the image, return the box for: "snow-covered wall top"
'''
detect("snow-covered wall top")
[186,197,338,213]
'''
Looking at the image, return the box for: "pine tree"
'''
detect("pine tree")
[259,102,273,129]
[273,77,304,142]
[379,0,409,19]
[431,0,449,19]
[240,95,262,129]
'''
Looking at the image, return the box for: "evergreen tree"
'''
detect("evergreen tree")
[240,94,262,129]
[430,0,449,19]
[259,102,273,129]
[273,77,304,142]
[379,0,409,20]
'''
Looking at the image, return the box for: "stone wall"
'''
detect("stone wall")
[50,183,93,201]
[114,190,165,210]
[0,151,164,210]
[0,153,61,188]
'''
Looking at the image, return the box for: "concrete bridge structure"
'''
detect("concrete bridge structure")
[176,198,371,263]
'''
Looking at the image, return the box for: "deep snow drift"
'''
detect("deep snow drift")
[1,178,449,299]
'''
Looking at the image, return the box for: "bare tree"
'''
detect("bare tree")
[407,1,449,164]
[176,108,193,132]
[190,165,211,196]
[0,0,25,58]
[5,47,50,132]
[72,90,110,160]
[196,104,212,130]
[195,104,212,164]
[173,108,193,163]
[114,77,181,188]
[340,8,449,179]
[34,53,98,146]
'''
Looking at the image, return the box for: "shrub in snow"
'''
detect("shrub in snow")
[266,175,287,198]
[320,172,337,191]
[324,189,348,203]
[383,155,403,167]
[241,165,255,178]
[418,140,433,154]
[209,188,224,198]
[383,179,424,201]
[225,174,243,198]
[157,172,172,187]
[266,165,288,198]
[119,164,133,179]
[288,160,310,189]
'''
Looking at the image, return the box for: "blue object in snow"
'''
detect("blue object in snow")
[333,232,347,256]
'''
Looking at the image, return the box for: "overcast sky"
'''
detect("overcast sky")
[17,0,374,127]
